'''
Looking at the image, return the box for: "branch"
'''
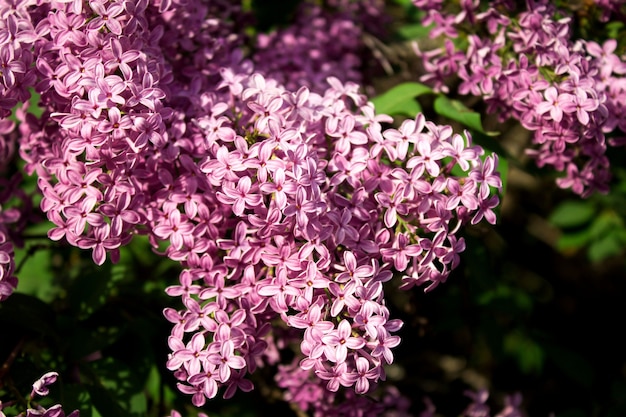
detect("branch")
[0,337,25,384]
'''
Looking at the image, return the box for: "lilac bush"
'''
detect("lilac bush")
[4,0,624,416]
[0,0,504,413]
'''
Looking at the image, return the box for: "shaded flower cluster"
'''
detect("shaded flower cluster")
[253,0,389,92]
[414,0,626,197]
[0,165,29,302]
[418,389,525,417]
[276,359,413,417]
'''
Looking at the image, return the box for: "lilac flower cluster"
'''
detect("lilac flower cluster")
[0,372,78,417]
[413,0,626,197]
[276,359,413,417]
[253,0,388,92]
[9,0,251,266]
[160,71,501,409]
[0,0,502,413]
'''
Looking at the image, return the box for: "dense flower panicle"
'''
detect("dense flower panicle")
[252,0,389,93]
[414,0,626,197]
[0,0,502,413]
[158,65,501,407]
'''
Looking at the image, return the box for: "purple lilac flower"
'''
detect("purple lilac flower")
[31,372,58,397]
[156,67,501,407]
[415,0,626,197]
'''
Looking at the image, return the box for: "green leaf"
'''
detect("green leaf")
[476,284,533,315]
[389,98,422,118]
[556,229,592,252]
[84,356,149,415]
[504,331,544,374]
[128,392,147,415]
[588,211,621,238]
[87,383,128,417]
[65,323,124,361]
[61,383,93,417]
[391,0,416,6]
[496,153,508,198]
[549,200,596,228]
[144,365,162,405]
[544,343,594,388]
[0,293,58,337]
[14,245,59,303]
[607,21,624,39]
[9,89,42,123]
[122,234,155,266]
[396,23,433,40]
[371,82,432,117]
[588,232,623,262]
[433,95,498,135]
[68,261,126,320]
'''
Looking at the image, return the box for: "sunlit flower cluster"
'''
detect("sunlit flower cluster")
[414,0,626,197]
